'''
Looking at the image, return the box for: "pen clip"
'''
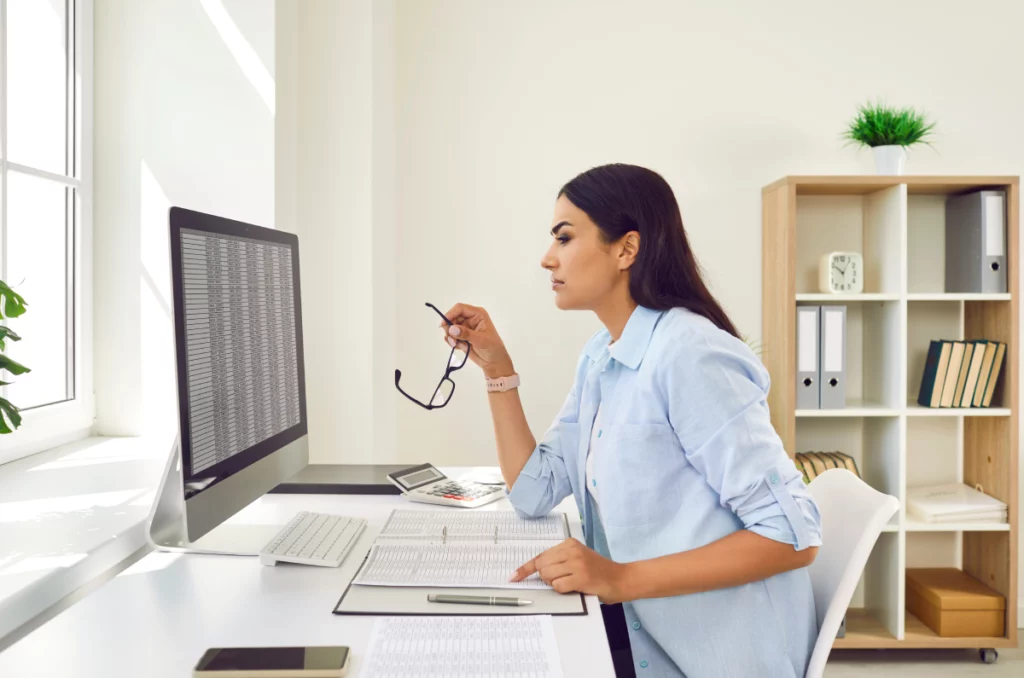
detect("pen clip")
[494,525,498,545]
[442,525,447,545]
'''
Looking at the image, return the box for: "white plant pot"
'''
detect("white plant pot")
[873,145,907,175]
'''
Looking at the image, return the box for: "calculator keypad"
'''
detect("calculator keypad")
[413,480,503,506]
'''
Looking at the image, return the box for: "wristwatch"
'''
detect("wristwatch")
[485,373,520,393]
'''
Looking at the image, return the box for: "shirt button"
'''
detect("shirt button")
[592,479,597,487]
[639,660,649,669]
[770,473,779,484]
[632,621,641,630]
[597,430,602,438]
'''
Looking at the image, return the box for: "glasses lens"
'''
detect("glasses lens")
[448,344,469,369]
[431,379,454,407]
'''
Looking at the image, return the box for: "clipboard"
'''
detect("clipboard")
[332,578,588,616]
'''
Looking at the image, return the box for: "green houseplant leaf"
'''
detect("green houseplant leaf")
[0,280,28,319]
[0,279,29,433]
[0,354,31,376]
[0,397,21,434]
[0,325,21,351]
[844,100,936,148]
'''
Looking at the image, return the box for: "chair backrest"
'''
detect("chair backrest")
[804,469,900,678]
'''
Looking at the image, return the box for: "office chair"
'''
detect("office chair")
[804,468,900,678]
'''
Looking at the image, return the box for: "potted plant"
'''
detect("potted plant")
[844,100,936,175]
[0,280,30,434]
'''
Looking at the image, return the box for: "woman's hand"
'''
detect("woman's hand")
[510,538,632,604]
[440,303,515,379]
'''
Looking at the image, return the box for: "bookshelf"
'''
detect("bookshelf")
[762,176,1019,653]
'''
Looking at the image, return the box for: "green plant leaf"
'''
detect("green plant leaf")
[0,325,21,351]
[0,280,28,319]
[0,354,31,376]
[0,396,20,433]
[843,99,936,148]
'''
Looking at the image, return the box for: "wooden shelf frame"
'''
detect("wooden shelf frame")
[762,175,1019,650]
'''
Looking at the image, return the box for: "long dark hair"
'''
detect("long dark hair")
[559,163,740,339]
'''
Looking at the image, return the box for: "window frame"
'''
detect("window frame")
[0,0,94,464]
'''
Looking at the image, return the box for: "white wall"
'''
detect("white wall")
[280,0,1024,621]
[276,0,398,464]
[95,0,275,437]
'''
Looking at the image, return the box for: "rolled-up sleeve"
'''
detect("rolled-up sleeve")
[506,386,579,519]
[662,332,822,551]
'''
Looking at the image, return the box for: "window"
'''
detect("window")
[1,0,92,461]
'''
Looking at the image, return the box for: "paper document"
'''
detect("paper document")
[353,543,551,589]
[379,509,568,542]
[361,615,564,678]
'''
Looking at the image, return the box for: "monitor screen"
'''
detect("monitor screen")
[170,208,307,497]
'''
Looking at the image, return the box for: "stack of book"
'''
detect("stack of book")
[907,483,1008,524]
[917,339,1007,408]
[794,451,860,485]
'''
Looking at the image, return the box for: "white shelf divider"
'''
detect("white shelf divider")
[906,293,1011,302]
[905,519,1010,532]
[904,403,1011,417]
[796,293,900,302]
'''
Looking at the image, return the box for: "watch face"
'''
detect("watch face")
[830,254,859,292]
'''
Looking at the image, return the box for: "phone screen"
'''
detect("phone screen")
[196,647,349,671]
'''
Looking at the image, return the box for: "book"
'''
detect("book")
[951,341,975,408]
[918,340,952,407]
[960,340,988,407]
[972,342,999,407]
[907,483,1008,524]
[795,452,860,483]
[981,342,1007,407]
[939,341,966,407]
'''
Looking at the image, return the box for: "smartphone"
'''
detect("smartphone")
[193,646,350,678]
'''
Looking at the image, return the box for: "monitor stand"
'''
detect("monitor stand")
[146,438,284,557]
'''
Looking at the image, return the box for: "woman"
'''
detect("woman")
[440,164,821,677]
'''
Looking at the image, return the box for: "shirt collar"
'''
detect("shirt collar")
[585,305,664,370]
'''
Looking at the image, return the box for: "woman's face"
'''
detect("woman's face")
[541,195,625,311]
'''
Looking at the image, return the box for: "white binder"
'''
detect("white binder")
[796,306,820,409]
[819,305,846,409]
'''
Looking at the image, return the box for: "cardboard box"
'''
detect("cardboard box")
[906,568,1005,637]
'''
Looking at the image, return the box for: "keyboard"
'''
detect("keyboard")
[259,511,367,567]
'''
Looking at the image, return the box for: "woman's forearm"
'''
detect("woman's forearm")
[621,530,817,601]
[483,362,537,487]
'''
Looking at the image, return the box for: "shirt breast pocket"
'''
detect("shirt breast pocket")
[597,422,685,527]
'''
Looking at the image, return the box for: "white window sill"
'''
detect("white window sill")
[0,434,170,645]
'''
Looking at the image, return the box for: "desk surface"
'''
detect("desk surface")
[0,473,614,677]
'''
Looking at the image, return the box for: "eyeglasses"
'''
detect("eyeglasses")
[395,302,472,410]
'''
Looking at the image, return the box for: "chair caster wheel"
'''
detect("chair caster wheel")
[979,648,998,664]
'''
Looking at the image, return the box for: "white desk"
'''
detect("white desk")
[0,480,614,677]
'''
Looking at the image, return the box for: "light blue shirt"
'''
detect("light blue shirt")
[507,305,822,677]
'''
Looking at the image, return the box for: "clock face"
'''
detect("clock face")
[830,254,860,292]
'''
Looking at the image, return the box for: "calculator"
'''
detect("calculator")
[386,464,506,508]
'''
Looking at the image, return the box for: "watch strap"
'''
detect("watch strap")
[485,373,520,393]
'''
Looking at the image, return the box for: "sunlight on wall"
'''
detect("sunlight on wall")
[199,0,275,116]
[139,161,176,438]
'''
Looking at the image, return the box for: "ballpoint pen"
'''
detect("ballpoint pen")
[427,594,533,607]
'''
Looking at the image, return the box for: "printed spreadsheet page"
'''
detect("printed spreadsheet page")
[361,615,564,678]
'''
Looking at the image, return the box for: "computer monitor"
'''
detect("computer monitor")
[168,206,309,544]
